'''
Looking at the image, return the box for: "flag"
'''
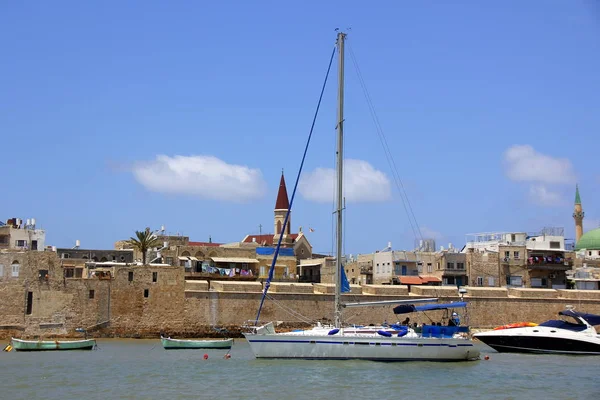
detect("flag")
[341,265,351,293]
[309,228,315,232]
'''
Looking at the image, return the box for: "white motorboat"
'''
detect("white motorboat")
[474,309,600,355]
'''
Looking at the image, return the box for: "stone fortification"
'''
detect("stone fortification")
[2,254,600,339]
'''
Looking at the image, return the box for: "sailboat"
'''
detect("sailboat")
[243,31,480,361]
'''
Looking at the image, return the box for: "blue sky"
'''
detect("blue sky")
[2,1,599,255]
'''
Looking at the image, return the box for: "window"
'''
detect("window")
[179,259,187,267]
[64,268,75,278]
[508,276,523,286]
[445,277,455,285]
[152,272,158,283]
[457,262,465,270]
[260,266,266,277]
[476,276,483,286]
[61,253,70,259]
[144,289,149,298]
[394,265,401,275]
[11,262,20,277]
[75,268,83,278]
[15,239,26,248]
[488,277,495,286]
[128,271,134,282]
[26,292,33,315]
[417,264,423,274]
[89,290,95,299]
[437,262,440,270]
[38,269,49,281]
[514,251,520,260]
[427,263,432,273]
[550,241,560,249]
[504,251,510,259]
[166,257,173,265]
[447,262,455,269]
[511,234,516,242]
[589,251,593,256]
[0,235,9,245]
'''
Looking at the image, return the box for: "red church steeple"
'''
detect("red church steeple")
[275,171,290,210]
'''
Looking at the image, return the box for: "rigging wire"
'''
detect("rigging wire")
[347,43,424,244]
[254,45,337,324]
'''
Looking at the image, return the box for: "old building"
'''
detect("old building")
[465,228,574,288]
[241,172,313,260]
[0,217,45,251]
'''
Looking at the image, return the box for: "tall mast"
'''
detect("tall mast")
[334,31,346,328]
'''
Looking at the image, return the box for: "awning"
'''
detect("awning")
[188,256,198,261]
[299,262,322,268]
[211,257,259,264]
[420,276,442,283]
[178,256,189,261]
[399,276,423,285]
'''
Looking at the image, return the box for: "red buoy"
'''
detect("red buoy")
[484,355,490,360]
[203,353,209,360]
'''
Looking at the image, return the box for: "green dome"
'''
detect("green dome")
[575,228,600,251]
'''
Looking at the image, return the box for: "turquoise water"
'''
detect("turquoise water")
[0,339,598,399]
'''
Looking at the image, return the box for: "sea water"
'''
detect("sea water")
[0,339,598,399]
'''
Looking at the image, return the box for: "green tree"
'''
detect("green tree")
[128,227,162,265]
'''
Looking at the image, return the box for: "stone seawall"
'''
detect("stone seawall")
[2,262,600,339]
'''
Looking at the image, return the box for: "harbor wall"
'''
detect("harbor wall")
[1,254,600,339]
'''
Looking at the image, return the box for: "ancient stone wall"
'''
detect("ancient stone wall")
[2,253,600,339]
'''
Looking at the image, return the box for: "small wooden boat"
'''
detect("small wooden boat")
[160,336,233,350]
[10,338,96,351]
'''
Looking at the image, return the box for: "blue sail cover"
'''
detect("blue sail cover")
[393,302,468,315]
[341,265,351,293]
[559,310,600,326]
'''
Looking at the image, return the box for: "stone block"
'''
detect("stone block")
[466,287,508,297]
[184,280,208,291]
[269,282,314,294]
[313,283,361,294]
[361,285,409,296]
[211,281,263,293]
[410,285,460,297]
[508,288,559,298]
[557,289,600,300]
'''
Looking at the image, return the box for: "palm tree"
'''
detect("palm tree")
[128,227,162,265]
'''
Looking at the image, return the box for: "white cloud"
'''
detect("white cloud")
[503,145,576,207]
[131,155,266,202]
[299,159,391,203]
[528,185,563,207]
[503,145,575,184]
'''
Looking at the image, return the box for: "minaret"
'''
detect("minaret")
[573,184,584,244]
[274,171,291,246]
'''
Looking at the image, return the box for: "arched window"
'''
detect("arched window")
[277,220,282,234]
[11,260,20,277]
[100,257,108,262]
[181,251,191,257]
[195,251,205,260]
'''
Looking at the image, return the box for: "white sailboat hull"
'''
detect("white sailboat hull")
[244,332,479,361]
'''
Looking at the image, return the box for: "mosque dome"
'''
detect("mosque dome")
[575,228,600,251]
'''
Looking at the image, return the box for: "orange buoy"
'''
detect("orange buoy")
[203,353,209,360]
[484,355,490,360]
[224,353,231,359]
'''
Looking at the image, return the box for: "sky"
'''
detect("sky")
[1,1,600,255]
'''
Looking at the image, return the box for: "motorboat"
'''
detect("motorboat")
[474,309,600,355]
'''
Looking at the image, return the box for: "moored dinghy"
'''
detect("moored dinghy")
[160,336,233,350]
[11,328,96,351]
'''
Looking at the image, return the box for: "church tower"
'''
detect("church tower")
[573,184,584,244]
[274,171,292,246]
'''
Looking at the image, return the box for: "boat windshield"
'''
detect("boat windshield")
[537,319,588,332]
